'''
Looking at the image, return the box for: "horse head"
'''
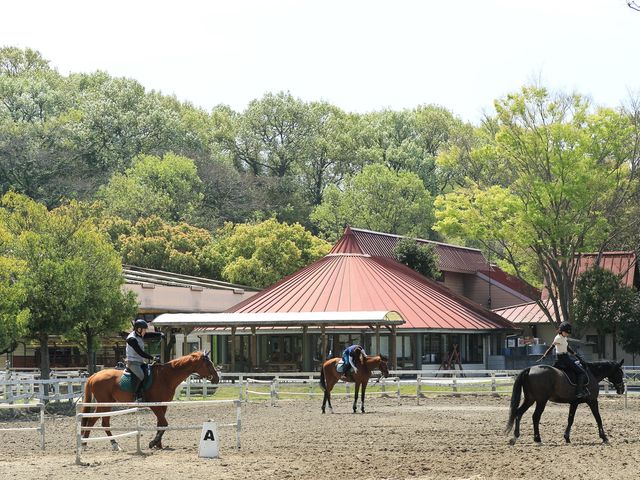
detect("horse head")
[195,350,220,384]
[378,354,390,378]
[608,359,625,394]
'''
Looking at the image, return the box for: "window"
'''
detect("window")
[422,334,441,364]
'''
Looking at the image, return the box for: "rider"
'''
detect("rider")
[539,321,589,399]
[341,344,366,377]
[125,319,164,400]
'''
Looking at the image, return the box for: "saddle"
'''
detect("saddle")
[539,365,582,386]
[336,361,346,373]
[119,364,153,393]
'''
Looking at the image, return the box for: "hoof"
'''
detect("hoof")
[564,436,571,444]
[111,441,122,452]
[602,438,609,445]
[508,437,517,446]
[534,436,541,444]
[321,410,325,414]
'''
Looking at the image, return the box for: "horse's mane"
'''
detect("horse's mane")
[583,360,620,377]
[167,351,204,369]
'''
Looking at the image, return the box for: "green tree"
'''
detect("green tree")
[574,266,638,359]
[97,153,203,222]
[311,164,434,242]
[0,256,29,354]
[0,193,136,378]
[101,215,225,279]
[393,238,441,280]
[213,218,331,288]
[434,86,640,325]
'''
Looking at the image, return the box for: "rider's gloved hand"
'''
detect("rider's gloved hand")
[153,355,161,363]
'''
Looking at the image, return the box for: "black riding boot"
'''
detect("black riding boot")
[576,374,589,399]
[135,377,145,401]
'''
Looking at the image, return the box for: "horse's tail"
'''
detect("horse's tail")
[80,376,95,431]
[319,364,326,391]
[505,368,529,434]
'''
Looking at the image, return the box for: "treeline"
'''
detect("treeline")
[3,47,640,358]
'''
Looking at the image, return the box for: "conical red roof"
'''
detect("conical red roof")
[227,252,514,331]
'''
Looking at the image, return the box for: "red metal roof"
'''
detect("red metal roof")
[493,300,556,324]
[478,267,540,300]
[226,253,515,331]
[339,227,490,273]
[576,252,638,288]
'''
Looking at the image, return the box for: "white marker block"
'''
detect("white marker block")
[199,421,219,458]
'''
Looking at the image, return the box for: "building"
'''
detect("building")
[1,265,259,370]
[159,227,521,371]
[495,251,640,366]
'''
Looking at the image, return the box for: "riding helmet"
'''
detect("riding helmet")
[558,321,572,334]
[134,318,149,330]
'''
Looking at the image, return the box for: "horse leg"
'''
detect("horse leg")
[148,406,168,449]
[99,407,123,452]
[510,397,534,445]
[352,383,359,414]
[360,382,367,413]
[322,390,328,414]
[586,400,608,443]
[563,402,579,443]
[531,400,547,444]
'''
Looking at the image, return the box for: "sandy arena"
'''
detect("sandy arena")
[1,394,638,480]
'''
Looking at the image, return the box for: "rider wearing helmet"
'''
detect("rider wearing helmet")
[126,319,164,400]
[540,322,589,399]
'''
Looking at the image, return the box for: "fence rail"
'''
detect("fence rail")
[3,367,639,405]
[75,399,242,465]
[0,402,45,449]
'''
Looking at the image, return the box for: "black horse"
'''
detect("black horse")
[506,359,625,444]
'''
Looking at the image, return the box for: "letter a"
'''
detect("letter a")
[204,429,215,441]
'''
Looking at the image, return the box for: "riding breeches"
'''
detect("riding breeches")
[126,361,145,382]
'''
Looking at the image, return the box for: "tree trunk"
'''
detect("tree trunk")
[39,332,50,381]
[86,332,96,375]
[612,328,617,360]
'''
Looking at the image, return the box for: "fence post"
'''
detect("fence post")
[491,373,496,394]
[452,373,458,393]
[308,375,314,399]
[75,408,83,465]
[235,399,242,449]
[270,379,277,406]
[238,374,244,402]
[396,377,401,405]
[39,402,45,450]
[416,376,421,405]
[136,416,142,454]
[186,375,192,400]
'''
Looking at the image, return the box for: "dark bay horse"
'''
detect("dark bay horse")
[81,351,219,449]
[506,360,625,445]
[320,354,390,413]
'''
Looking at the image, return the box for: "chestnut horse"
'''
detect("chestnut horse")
[320,354,389,413]
[80,351,219,450]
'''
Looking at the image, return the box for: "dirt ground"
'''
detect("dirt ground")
[0,394,638,480]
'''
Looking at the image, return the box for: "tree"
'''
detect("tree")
[100,215,225,279]
[0,193,136,378]
[311,164,435,242]
[97,153,203,223]
[393,238,441,280]
[213,218,331,288]
[54,203,139,373]
[574,266,638,358]
[0,255,29,355]
[434,86,640,325]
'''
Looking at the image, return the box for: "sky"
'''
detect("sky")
[2,0,639,123]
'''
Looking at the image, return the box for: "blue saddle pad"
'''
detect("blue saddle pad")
[119,366,153,393]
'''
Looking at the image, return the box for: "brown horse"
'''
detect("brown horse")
[80,351,219,450]
[320,354,389,414]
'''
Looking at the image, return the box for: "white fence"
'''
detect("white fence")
[3,367,639,405]
[0,377,87,403]
[75,399,242,465]
[0,402,45,449]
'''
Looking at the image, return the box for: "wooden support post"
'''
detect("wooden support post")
[250,327,257,371]
[231,326,237,373]
[302,326,309,371]
[390,325,397,370]
[182,328,189,356]
[321,325,327,360]
[375,325,381,356]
